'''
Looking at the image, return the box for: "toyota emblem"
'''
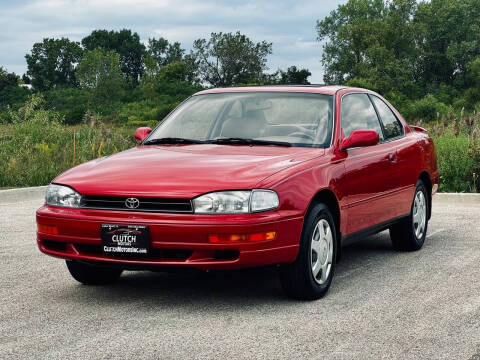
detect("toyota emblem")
[125,197,140,209]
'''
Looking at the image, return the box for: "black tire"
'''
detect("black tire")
[66,260,123,285]
[390,180,429,251]
[279,203,337,300]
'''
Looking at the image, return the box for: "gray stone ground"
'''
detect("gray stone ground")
[0,189,479,359]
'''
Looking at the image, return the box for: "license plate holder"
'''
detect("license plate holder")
[101,224,150,255]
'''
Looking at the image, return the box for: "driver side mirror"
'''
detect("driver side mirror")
[135,127,152,144]
[341,129,379,150]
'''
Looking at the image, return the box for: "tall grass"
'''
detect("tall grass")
[0,96,135,187]
[1,96,479,192]
[417,111,480,193]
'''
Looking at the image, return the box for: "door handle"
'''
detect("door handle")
[388,153,397,163]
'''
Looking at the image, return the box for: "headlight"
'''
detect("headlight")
[193,190,279,214]
[45,184,82,208]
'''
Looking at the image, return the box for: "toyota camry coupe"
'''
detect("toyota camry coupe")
[36,85,438,300]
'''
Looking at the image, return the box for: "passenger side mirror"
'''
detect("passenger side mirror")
[341,129,379,150]
[135,127,152,144]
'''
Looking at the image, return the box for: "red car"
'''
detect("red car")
[36,86,438,300]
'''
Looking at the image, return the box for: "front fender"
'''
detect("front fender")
[256,153,347,235]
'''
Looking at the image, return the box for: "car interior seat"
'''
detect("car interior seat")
[220,109,267,139]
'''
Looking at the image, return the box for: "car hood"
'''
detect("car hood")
[54,145,325,198]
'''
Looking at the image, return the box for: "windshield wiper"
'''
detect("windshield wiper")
[142,137,206,145]
[143,137,292,147]
[208,137,291,147]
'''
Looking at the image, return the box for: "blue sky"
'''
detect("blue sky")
[0,0,346,83]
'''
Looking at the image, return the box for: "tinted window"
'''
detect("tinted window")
[341,93,383,140]
[371,96,404,139]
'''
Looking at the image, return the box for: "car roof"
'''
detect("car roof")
[195,85,350,96]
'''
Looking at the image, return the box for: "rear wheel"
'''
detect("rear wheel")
[390,180,429,251]
[66,260,123,285]
[279,203,336,300]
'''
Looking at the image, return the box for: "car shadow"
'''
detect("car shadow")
[62,231,397,306]
[340,230,396,261]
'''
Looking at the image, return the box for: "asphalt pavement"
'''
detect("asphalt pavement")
[1,189,479,359]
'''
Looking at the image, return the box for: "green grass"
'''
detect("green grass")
[434,136,480,192]
[420,114,480,193]
[0,103,136,187]
[1,97,479,192]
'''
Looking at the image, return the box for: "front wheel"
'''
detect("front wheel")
[66,260,123,285]
[390,180,429,251]
[279,203,337,300]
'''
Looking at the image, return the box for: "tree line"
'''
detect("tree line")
[0,30,310,125]
[1,0,479,126]
[22,29,310,90]
[318,0,480,120]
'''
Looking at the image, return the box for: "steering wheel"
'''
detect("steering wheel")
[289,132,315,141]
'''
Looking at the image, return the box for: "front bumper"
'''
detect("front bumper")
[36,205,303,270]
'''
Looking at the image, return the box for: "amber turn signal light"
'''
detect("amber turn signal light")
[37,224,58,235]
[208,231,276,243]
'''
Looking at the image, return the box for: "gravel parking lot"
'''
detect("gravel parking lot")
[1,189,479,359]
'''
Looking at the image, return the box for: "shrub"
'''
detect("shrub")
[0,86,31,111]
[116,100,159,124]
[404,94,450,122]
[434,136,480,192]
[43,87,90,125]
[419,112,480,192]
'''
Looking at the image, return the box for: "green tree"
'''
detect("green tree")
[22,74,31,84]
[25,38,83,90]
[317,0,386,84]
[157,61,189,83]
[316,0,480,101]
[279,66,311,84]
[144,37,199,86]
[463,57,480,109]
[182,53,200,85]
[316,0,419,95]
[191,31,272,87]
[141,57,200,100]
[0,67,19,88]
[43,87,90,125]
[414,0,480,91]
[0,67,30,110]
[140,55,160,101]
[76,48,125,108]
[147,37,185,67]
[82,29,146,83]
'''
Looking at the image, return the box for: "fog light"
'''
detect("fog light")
[208,231,276,243]
[37,224,58,235]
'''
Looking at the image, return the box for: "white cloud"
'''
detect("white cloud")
[0,0,346,83]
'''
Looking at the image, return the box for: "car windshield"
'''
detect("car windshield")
[146,92,334,147]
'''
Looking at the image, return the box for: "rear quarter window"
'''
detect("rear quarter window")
[371,96,404,139]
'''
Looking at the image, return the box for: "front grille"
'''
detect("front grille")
[81,195,193,213]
